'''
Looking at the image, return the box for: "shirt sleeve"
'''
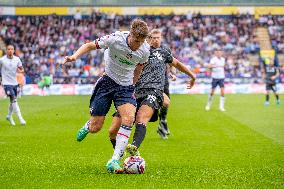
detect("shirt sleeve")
[93,31,119,49]
[17,57,23,67]
[164,46,173,64]
[139,49,150,64]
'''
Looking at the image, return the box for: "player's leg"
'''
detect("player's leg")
[110,103,135,158]
[129,92,163,153]
[271,84,280,105]
[127,104,154,156]
[157,93,170,137]
[6,85,25,125]
[106,103,135,174]
[4,86,16,126]
[13,85,26,125]
[206,80,216,111]
[265,84,270,106]
[77,104,110,142]
[77,76,113,141]
[158,82,171,135]
[107,85,136,173]
[108,112,122,149]
[219,79,226,111]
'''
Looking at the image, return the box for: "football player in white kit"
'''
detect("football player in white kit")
[205,48,226,112]
[62,19,150,173]
[0,45,26,126]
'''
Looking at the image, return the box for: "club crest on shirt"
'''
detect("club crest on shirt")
[153,51,163,61]
[126,53,132,60]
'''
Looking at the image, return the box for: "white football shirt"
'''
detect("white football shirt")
[209,56,225,79]
[94,31,150,86]
[0,55,23,85]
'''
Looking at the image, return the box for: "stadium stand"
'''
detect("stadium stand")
[0,12,273,84]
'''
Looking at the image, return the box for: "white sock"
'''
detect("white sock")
[220,96,225,109]
[12,101,23,120]
[8,103,13,117]
[112,125,132,161]
[83,120,90,131]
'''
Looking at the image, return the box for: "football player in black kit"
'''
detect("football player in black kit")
[108,29,196,156]
[262,58,280,106]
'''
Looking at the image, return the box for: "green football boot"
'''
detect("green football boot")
[106,159,124,174]
[76,127,89,142]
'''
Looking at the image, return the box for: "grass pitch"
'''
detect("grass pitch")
[0,94,283,188]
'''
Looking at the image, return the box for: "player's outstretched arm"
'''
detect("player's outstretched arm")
[62,42,97,64]
[171,57,196,89]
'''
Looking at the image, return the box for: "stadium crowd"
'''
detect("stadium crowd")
[0,12,283,84]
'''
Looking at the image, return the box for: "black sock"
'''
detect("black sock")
[110,139,116,149]
[266,95,269,102]
[159,106,168,121]
[131,123,146,148]
[276,94,279,101]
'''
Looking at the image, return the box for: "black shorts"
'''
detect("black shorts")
[137,90,163,122]
[89,75,136,116]
[266,83,277,92]
[4,85,18,97]
[212,78,225,89]
[113,89,163,122]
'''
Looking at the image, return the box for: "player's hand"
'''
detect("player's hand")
[187,78,195,89]
[170,73,177,81]
[62,55,76,65]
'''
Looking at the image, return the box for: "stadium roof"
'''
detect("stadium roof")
[1,0,284,6]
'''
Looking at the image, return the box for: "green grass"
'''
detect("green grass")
[0,94,283,188]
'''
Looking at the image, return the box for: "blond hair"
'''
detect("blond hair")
[130,19,149,39]
[150,29,161,36]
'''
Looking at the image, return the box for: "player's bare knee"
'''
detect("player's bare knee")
[135,113,149,125]
[89,120,104,133]
[121,115,135,126]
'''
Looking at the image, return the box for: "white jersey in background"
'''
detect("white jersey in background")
[95,31,150,86]
[0,55,22,85]
[209,56,225,79]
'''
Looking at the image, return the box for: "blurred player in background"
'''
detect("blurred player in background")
[108,29,196,157]
[262,58,280,106]
[0,45,26,126]
[205,48,226,112]
[62,19,150,173]
[38,74,53,96]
